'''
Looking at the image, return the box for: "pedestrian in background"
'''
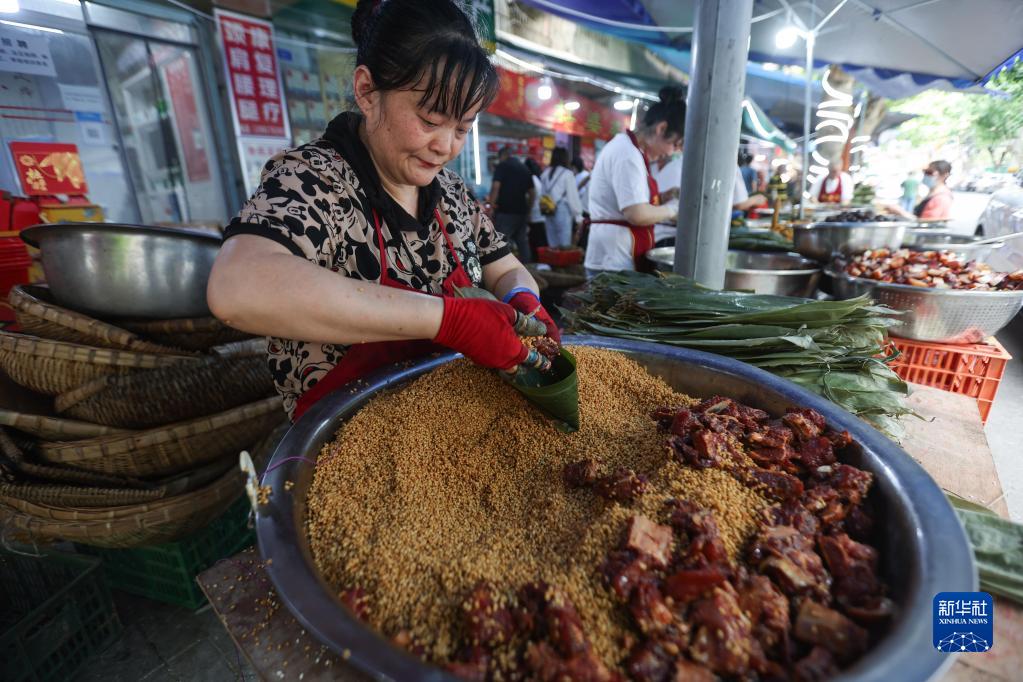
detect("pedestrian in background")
[900,171,921,213]
[572,155,591,218]
[539,147,583,248]
[739,151,758,194]
[525,157,546,261]
[487,146,534,261]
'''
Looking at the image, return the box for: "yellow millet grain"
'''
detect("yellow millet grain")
[306,346,770,669]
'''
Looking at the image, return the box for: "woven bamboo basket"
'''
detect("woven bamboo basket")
[0,331,198,395]
[0,428,145,489]
[0,466,244,547]
[0,483,166,507]
[35,397,284,478]
[8,285,189,355]
[0,408,128,440]
[54,354,273,429]
[118,316,253,352]
[0,454,234,508]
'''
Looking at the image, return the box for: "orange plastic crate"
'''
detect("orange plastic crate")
[888,337,1011,424]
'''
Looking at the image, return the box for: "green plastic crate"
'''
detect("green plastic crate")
[1,548,122,682]
[79,496,254,610]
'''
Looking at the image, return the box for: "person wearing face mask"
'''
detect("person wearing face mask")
[206,0,558,421]
[888,160,953,220]
[584,86,686,275]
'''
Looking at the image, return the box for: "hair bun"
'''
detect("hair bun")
[658,85,685,104]
[351,0,379,49]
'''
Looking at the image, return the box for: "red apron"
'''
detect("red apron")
[292,208,472,421]
[589,130,659,272]
[818,175,843,203]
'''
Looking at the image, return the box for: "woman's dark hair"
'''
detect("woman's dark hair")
[642,85,686,138]
[571,155,585,172]
[929,160,952,177]
[549,147,570,170]
[352,0,499,120]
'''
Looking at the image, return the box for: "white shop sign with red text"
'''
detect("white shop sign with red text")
[215,9,290,140]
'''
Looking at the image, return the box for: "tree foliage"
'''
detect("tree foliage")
[891,59,1023,168]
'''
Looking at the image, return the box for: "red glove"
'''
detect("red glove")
[506,289,561,344]
[434,297,528,370]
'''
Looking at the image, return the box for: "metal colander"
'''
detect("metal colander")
[827,269,1023,343]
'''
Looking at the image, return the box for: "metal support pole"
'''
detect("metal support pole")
[674,0,754,287]
[798,32,815,219]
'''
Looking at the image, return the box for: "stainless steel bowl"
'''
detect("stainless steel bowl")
[645,248,821,297]
[794,221,910,261]
[725,250,820,296]
[902,230,1005,262]
[20,223,221,319]
[826,268,1023,342]
[257,336,973,682]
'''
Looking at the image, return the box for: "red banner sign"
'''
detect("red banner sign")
[215,10,289,139]
[487,67,628,140]
[10,142,87,196]
[163,55,211,183]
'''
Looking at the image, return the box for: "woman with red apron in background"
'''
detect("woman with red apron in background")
[206,0,558,421]
[584,86,686,276]
[810,161,853,205]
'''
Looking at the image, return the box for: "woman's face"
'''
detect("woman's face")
[644,121,683,162]
[925,165,949,183]
[356,66,479,187]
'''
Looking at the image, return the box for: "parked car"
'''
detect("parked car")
[976,175,1023,270]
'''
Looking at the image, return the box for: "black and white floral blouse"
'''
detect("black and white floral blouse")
[224,113,509,418]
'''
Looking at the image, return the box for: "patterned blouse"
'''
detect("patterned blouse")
[224,114,509,419]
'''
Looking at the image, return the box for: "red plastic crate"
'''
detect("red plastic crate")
[537,246,584,267]
[889,337,1011,424]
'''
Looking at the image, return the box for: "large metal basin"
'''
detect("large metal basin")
[645,248,820,297]
[794,221,910,261]
[724,250,820,297]
[903,229,1006,262]
[20,223,221,319]
[826,268,1023,343]
[257,336,973,682]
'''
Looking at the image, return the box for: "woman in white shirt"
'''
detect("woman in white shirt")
[524,157,544,260]
[808,161,854,205]
[572,156,591,216]
[539,147,583,247]
[584,86,685,275]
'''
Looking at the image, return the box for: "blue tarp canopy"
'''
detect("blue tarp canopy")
[519,0,1023,98]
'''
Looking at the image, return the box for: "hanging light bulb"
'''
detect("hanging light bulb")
[775,25,800,49]
[613,96,634,111]
[564,100,581,111]
[537,77,553,101]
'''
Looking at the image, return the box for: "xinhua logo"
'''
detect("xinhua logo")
[933,592,994,652]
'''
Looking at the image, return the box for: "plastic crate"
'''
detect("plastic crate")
[1,548,122,682]
[889,337,1011,424]
[537,246,584,267]
[79,496,254,610]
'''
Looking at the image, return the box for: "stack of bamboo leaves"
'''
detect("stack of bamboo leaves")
[728,227,793,252]
[562,271,914,439]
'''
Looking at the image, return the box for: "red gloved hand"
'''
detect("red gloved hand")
[506,289,561,344]
[434,297,528,370]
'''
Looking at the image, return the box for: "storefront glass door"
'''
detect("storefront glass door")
[94,31,227,226]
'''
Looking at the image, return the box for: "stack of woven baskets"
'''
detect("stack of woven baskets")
[0,285,284,548]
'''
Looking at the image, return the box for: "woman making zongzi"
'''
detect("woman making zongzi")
[207,0,558,421]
